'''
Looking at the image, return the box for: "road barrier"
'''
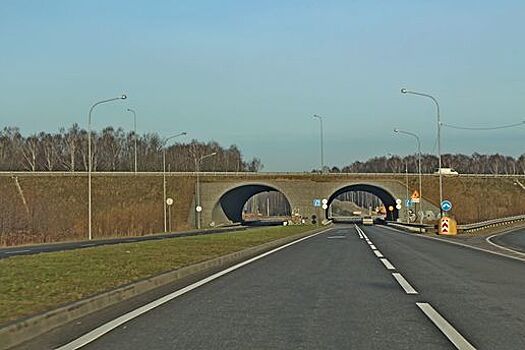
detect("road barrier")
[457,214,525,233]
[387,215,525,234]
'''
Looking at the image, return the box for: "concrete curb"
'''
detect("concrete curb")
[0,225,330,350]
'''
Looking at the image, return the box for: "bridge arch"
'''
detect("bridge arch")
[326,183,399,221]
[212,183,292,224]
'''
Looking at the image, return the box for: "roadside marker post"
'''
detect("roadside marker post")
[439,216,457,235]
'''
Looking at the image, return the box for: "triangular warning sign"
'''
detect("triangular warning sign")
[411,190,420,200]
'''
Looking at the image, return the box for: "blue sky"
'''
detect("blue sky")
[1,0,524,171]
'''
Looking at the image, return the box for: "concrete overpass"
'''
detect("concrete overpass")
[200,174,440,226]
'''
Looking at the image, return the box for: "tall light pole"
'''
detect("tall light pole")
[313,114,325,172]
[162,132,187,232]
[87,94,127,240]
[394,128,423,224]
[195,152,217,229]
[126,108,138,173]
[401,88,443,217]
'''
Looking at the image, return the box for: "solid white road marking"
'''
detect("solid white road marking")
[416,303,476,350]
[379,225,525,263]
[486,233,525,257]
[380,258,395,270]
[369,244,377,250]
[327,236,346,239]
[5,249,31,254]
[54,228,333,350]
[373,250,384,258]
[392,273,418,294]
[354,225,364,239]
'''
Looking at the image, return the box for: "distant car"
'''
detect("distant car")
[362,216,374,225]
[434,168,459,175]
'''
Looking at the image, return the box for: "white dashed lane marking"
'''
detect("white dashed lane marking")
[379,258,396,270]
[392,273,418,294]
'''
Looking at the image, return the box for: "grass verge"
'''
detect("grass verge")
[0,225,315,325]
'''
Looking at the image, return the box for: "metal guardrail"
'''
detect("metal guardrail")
[388,215,525,234]
[458,215,525,233]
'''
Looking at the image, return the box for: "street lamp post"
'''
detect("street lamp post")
[162,132,187,232]
[126,108,138,173]
[401,88,443,217]
[394,128,423,224]
[87,94,127,240]
[195,152,217,229]
[313,115,325,172]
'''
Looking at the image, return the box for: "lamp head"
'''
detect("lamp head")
[393,128,399,133]
[181,132,188,135]
[120,94,127,100]
[400,88,407,94]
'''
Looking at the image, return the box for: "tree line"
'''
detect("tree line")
[328,153,525,175]
[0,125,263,172]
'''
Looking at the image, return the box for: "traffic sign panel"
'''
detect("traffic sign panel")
[395,199,402,205]
[441,200,452,212]
[313,199,321,207]
[411,190,420,203]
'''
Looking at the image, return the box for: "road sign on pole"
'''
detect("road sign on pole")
[440,200,452,212]
[411,190,420,203]
[313,199,321,207]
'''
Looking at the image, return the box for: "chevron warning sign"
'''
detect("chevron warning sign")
[439,216,457,235]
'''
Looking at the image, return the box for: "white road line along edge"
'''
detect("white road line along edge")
[416,303,476,350]
[486,232,525,257]
[379,225,525,263]
[392,273,418,294]
[55,227,333,350]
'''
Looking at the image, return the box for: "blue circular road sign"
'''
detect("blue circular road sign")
[441,200,452,212]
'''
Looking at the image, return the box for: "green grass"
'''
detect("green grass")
[0,225,315,325]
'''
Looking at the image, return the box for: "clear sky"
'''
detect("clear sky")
[1,0,524,171]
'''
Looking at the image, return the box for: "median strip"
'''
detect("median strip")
[55,227,331,350]
[0,225,327,349]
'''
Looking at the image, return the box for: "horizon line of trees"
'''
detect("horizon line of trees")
[326,153,525,175]
[0,125,263,172]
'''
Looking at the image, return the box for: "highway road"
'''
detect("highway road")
[490,228,525,254]
[0,227,247,260]
[19,224,525,349]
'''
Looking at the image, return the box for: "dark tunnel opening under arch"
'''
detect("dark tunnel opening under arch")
[217,184,292,224]
[326,184,399,221]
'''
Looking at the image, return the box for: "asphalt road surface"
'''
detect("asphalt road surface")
[0,226,246,260]
[490,228,525,254]
[22,225,525,349]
